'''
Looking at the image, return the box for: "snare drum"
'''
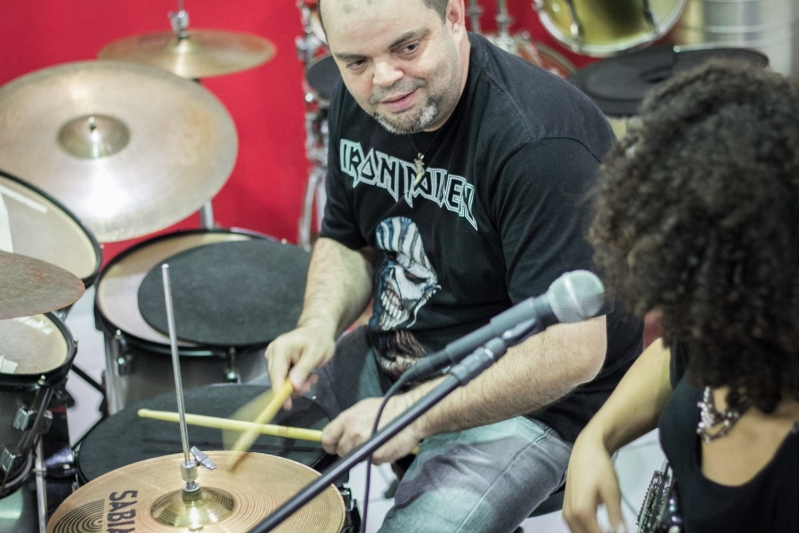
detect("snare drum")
[0,313,76,497]
[76,384,335,482]
[94,229,288,414]
[0,169,101,289]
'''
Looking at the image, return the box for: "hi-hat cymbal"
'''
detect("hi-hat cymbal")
[0,60,237,242]
[0,251,84,319]
[46,451,345,533]
[98,30,276,79]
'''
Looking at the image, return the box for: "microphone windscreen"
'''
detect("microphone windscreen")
[547,270,605,323]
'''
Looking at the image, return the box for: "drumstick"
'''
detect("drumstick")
[137,409,323,441]
[137,407,420,455]
[231,381,295,461]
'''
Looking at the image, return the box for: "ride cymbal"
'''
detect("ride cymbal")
[0,251,84,320]
[0,60,237,242]
[46,451,345,533]
[98,30,276,79]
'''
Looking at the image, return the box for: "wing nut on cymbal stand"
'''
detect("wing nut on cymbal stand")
[168,0,190,41]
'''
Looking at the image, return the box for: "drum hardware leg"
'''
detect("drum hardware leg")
[70,364,105,395]
[34,439,47,533]
[225,349,240,383]
[199,200,215,229]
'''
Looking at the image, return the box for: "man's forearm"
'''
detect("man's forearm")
[297,237,375,338]
[397,317,608,439]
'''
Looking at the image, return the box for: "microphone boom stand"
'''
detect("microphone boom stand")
[248,334,517,533]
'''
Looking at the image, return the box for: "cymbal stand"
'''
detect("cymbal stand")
[494,0,517,53]
[296,0,323,66]
[168,1,217,229]
[161,264,216,496]
[467,0,483,34]
[298,105,328,250]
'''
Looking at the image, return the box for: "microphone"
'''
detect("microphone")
[399,270,605,384]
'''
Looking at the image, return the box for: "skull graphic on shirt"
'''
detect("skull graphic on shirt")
[371,217,440,331]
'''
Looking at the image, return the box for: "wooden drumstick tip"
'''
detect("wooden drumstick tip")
[230,381,295,468]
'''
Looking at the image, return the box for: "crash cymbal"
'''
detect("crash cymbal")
[0,60,237,242]
[98,30,276,79]
[0,251,84,319]
[46,451,345,533]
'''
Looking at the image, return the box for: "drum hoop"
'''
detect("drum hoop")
[0,168,103,289]
[0,312,77,391]
[94,228,273,354]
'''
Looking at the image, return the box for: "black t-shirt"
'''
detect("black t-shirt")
[320,33,642,442]
[659,343,799,532]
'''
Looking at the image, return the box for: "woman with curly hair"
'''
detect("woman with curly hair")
[562,61,799,533]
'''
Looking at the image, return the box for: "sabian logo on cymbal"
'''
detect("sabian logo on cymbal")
[106,490,138,533]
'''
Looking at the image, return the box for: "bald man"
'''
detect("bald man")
[265,0,642,530]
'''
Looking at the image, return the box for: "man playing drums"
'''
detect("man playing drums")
[266,0,642,530]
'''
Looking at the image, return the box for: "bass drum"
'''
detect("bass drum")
[534,0,686,56]
[94,229,282,415]
[0,169,101,290]
[0,313,76,497]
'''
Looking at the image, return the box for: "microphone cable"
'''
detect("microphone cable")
[360,378,405,533]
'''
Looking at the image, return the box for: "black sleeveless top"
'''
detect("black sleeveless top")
[658,343,799,532]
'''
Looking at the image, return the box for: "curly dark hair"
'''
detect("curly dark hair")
[590,60,799,413]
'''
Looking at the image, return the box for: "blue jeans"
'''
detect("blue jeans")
[313,327,573,533]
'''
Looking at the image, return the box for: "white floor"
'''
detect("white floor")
[63,287,665,533]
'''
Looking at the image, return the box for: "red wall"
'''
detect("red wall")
[0,1,593,264]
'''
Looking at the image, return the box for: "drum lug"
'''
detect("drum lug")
[225,349,240,383]
[12,403,36,432]
[338,486,362,533]
[114,330,134,376]
[0,446,22,474]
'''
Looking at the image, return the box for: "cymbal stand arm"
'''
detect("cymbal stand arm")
[169,0,190,41]
[493,0,515,52]
[467,0,483,34]
[495,0,513,39]
[162,264,199,493]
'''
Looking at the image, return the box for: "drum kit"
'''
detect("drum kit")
[0,1,359,532]
[0,0,776,530]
